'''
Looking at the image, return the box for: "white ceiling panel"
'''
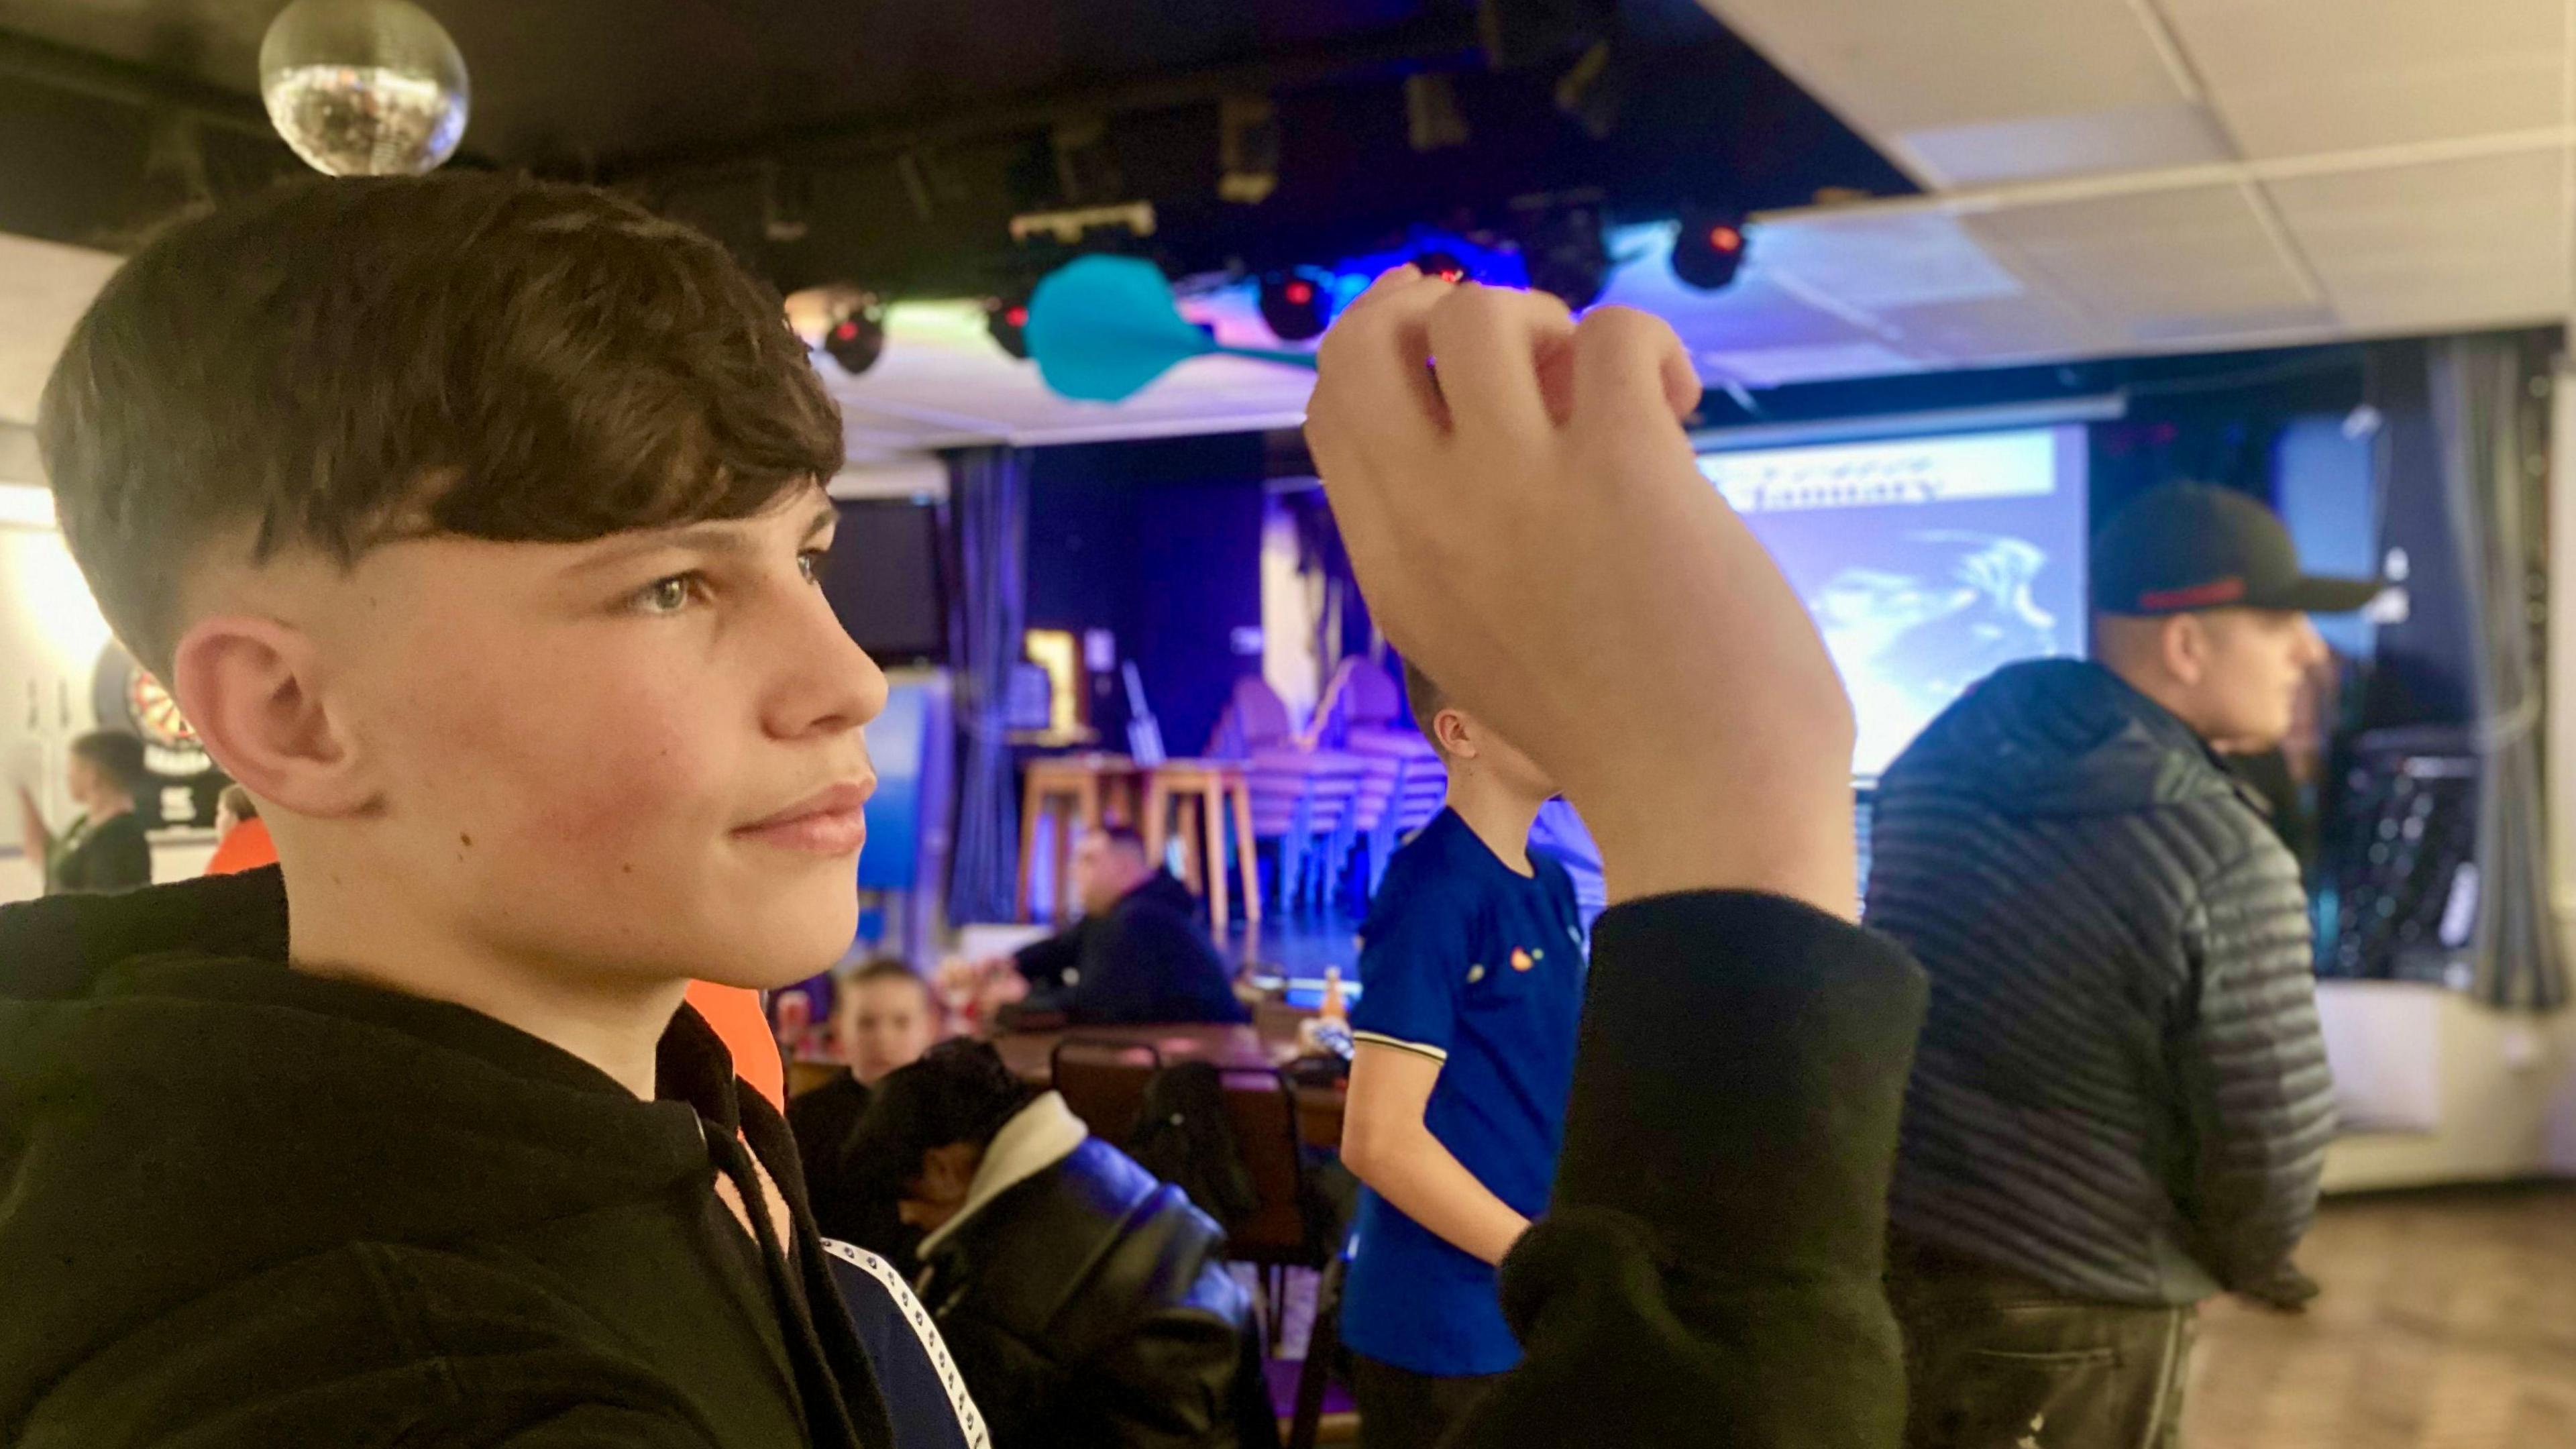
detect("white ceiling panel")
[1701,0,2195,182]
[1960,182,2328,338]
[1716,342,1929,387]
[1876,290,2123,362]
[1898,100,2236,187]
[1750,208,2028,310]
[2264,148,2570,329]
[2161,0,2563,158]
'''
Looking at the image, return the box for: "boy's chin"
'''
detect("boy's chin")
[691,903,859,990]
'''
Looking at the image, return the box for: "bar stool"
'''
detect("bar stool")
[1141,760,1263,936]
[1017,753,1142,922]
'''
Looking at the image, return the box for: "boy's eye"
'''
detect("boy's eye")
[635,574,700,615]
[799,548,830,586]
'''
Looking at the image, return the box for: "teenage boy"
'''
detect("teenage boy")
[0,175,977,1447]
[1338,662,1585,1446]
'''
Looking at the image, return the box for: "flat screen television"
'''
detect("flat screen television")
[1697,425,2089,780]
[824,498,949,667]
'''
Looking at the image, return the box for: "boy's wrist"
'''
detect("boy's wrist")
[1581,776,1859,920]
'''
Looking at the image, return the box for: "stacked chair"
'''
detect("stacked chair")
[1209,661,1446,916]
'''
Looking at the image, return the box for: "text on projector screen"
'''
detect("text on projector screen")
[1696,425,2089,780]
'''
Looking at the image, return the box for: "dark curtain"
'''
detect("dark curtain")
[944,446,1030,925]
[2428,334,2568,1011]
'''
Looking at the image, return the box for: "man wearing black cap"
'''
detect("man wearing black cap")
[1870,482,2377,1448]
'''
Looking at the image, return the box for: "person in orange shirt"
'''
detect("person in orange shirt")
[205,786,277,877]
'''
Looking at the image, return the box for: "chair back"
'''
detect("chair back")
[1049,1038,1163,1142]
[1216,1067,1323,1267]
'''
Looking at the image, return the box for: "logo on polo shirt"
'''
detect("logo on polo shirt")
[1511,947,1536,973]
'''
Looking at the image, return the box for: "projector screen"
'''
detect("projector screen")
[1697,425,2089,779]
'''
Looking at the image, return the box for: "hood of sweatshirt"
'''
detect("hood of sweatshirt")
[0,866,785,1430]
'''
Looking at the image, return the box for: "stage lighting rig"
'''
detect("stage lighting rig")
[1257,269,1333,342]
[986,291,1033,360]
[1670,209,1748,292]
[1517,206,1611,311]
[820,290,888,376]
[1413,250,1471,284]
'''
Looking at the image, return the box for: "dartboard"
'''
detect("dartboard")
[125,669,198,749]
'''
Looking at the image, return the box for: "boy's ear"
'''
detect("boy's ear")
[170,615,377,819]
[1431,706,1479,761]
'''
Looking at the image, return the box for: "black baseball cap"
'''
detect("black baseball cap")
[2092,483,2381,616]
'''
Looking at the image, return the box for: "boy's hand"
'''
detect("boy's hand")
[1306,270,1857,916]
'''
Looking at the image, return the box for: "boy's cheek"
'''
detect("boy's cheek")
[388,665,722,857]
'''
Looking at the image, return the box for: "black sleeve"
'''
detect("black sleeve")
[1055,912,1161,1024]
[2174,841,2334,1303]
[1450,891,1928,1449]
[1014,924,1087,993]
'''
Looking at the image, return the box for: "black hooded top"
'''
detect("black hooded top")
[0,866,902,1448]
[6,866,1937,1448]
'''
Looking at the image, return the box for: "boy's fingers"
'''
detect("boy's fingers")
[1313,266,1452,444]
[1566,306,1700,439]
[1421,285,1575,450]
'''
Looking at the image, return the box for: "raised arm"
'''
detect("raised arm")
[1306,272,1925,1449]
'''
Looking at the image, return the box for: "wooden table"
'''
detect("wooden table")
[993,1021,1346,1150]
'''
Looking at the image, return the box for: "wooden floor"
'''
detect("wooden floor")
[2187,1184,2576,1449]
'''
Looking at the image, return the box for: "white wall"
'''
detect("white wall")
[1,486,116,838]
[2319,980,2576,1191]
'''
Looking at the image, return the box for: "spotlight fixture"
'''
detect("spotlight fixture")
[1257,268,1333,342]
[1670,209,1747,292]
[986,292,1032,360]
[1413,250,1470,284]
[1519,206,1611,311]
[820,290,888,376]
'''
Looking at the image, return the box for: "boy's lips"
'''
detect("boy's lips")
[735,780,873,856]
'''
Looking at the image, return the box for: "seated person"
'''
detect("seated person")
[791,957,942,1253]
[957,827,1247,1026]
[851,1041,1274,1449]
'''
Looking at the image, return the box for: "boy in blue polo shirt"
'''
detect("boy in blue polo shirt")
[1338,661,1588,1449]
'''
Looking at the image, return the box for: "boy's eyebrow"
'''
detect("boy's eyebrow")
[564,501,837,576]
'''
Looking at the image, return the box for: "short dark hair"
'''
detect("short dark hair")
[847,955,924,990]
[839,955,930,1012]
[846,1040,1035,1196]
[1089,824,1146,857]
[38,172,843,678]
[1402,659,1451,753]
[217,784,258,823]
[68,731,149,799]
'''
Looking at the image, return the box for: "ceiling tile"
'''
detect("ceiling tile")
[2161,0,2563,157]
[1700,0,2196,162]
[1711,341,1928,387]
[1896,99,2237,186]
[1962,182,2328,339]
[1754,209,2028,310]
[2264,148,2570,329]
